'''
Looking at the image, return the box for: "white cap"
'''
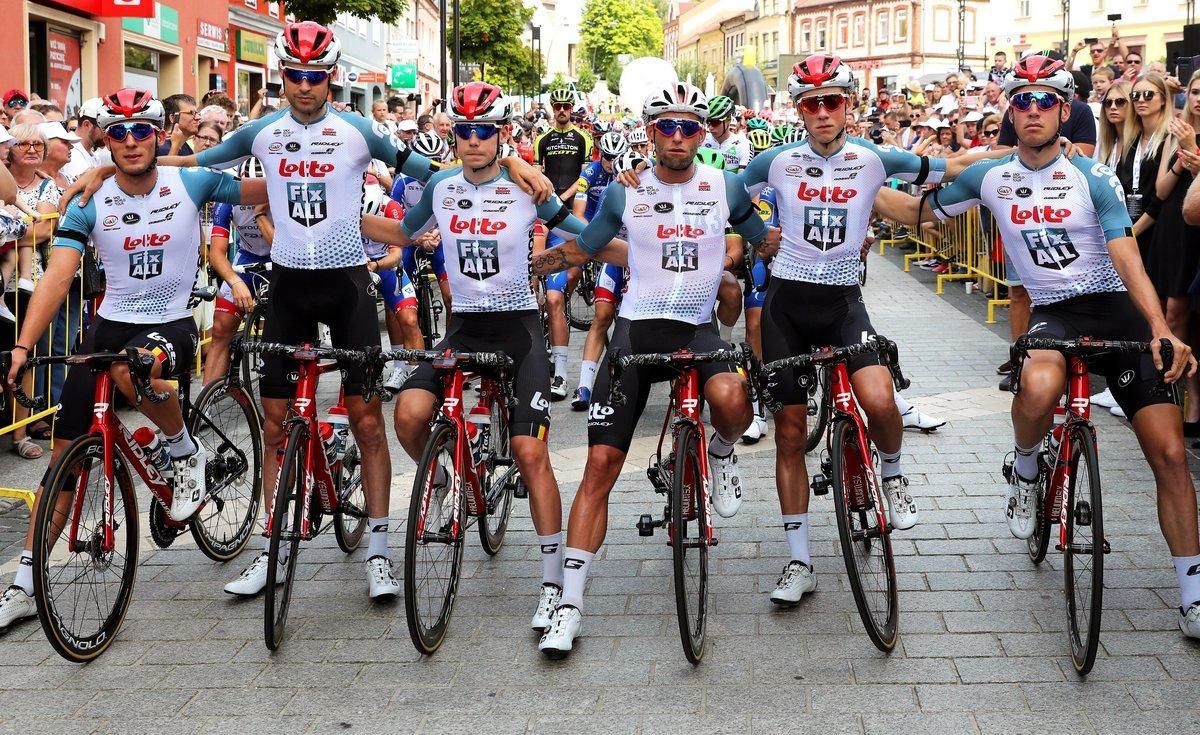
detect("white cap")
[981,105,1000,116]
[927,119,950,131]
[79,97,105,120]
[39,121,80,143]
[0,125,12,144]
[396,119,418,132]
[924,83,937,91]
[963,111,985,123]
[936,97,958,114]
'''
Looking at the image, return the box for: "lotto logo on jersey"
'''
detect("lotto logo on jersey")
[128,250,163,280]
[457,239,500,280]
[1021,227,1079,270]
[278,159,334,178]
[122,233,170,251]
[286,182,327,225]
[661,241,698,272]
[796,182,857,203]
[1010,205,1071,225]
[803,207,848,250]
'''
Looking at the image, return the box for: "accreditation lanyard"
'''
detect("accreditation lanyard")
[1131,135,1152,192]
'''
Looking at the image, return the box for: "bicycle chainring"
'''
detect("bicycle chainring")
[148,499,183,549]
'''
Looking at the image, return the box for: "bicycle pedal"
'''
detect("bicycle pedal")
[810,473,830,496]
[513,481,529,499]
[636,513,656,536]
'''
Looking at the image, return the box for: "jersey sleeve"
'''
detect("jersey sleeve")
[195,115,264,167]
[211,203,234,238]
[538,197,587,241]
[400,170,453,239]
[52,195,97,253]
[342,111,437,184]
[534,132,548,165]
[1076,157,1134,240]
[576,182,626,255]
[180,167,243,207]
[740,146,781,197]
[725,171,767,244]
[928,161,988,219]
[871,139,947,185]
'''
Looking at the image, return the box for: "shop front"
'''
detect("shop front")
[122,2,182,98]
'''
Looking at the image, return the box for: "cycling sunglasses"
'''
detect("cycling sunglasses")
[283,67,331,86]
[453,123,499,140]
[651,117,704,137]
[1008,91,1062,112]
[798,94,847,114]
[552,103,573,111]
[105,122,158,142]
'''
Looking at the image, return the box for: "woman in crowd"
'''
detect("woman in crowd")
[1119,72,1172,259]
[1098,80,1136,170]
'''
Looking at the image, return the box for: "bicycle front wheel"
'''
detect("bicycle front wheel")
[478,396,516,555]
[189,379,262,561]
[405,422,465,654]
[830,419,899,652]
[264,422,307,651]
[671,423,709,664]
[804,368,830,453]
[333,443,367,552]
[239,301,268,404]
[1063,424,1103,676]
[415,276,442,350]
[566,264,597,332]
[33,434,138,663]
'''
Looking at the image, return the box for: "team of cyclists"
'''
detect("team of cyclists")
[2,19,1199,661]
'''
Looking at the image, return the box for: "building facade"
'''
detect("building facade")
[988,0,1187,66]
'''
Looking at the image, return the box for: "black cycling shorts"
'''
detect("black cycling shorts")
[761,279,882,406]
[259,264,382,399]
[402,311,552,440]
[589,318,739,453]
[1026,291,1177,418]
[55,317,197,441]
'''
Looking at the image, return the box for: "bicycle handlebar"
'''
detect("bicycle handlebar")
[0,347,169,409]
[381,347,513,374]
[1008,336,1173,395]
[238,340,387,403]
[607,342,762,408]
[230,262,273,275]
[760,336,911,415]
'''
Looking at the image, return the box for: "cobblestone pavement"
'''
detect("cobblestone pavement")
[1,254,1199,734]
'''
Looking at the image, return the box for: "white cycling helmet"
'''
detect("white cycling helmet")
[598,131,629,157]
[626,127,649,146]
[97,88,165,130]
[239,157,265,179]
[361,188,390,217]
[642,82,709,122]
[448,82,512,124]
[411,130,448,159]
[788,54,856,100]
[612,149,650,175]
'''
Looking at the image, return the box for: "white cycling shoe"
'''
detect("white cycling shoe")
[1090,388,1118,409]
[1180,602,1200,639]
[741,415,768,444]
[531,583,561,631]
[770,561,817,606]
[1005,471,1038,540]
[710,452,743,518]
[538,605,582,659]
[383,363,409,395]
[169,447,207,522]
[883,475,919,530]
[0,585,36,630]
[367,556,401,599]
[224,552,284,596]
[901,408,946,431]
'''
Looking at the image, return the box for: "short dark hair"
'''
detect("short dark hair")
[162,94,196,129]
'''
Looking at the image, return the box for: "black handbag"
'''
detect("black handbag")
[81,243,105,299]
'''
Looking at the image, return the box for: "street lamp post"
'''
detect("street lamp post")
[439,0,447,100]
[532,26,541,102]
[453,0,462,87]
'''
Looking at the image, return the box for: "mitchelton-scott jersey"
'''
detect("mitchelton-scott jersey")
[930,153,1132,306]
[577,165,766,325]
[196,107,435,270]
[401,168,587,313]
[55,167,242,323]
[742,136,945,286]
[703,133,751,171]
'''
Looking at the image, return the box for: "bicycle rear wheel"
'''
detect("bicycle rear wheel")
[478,396,517,555]
[189,379,262,561]
[240,301,268,403]
[415,276,442,350]
[1063,424,1103,676]
[33,434,138,663]
[405,422,465,654]
[264,422,307,651]
[804,368,830,453]
[333,443,367,552]
[566,264,597,332]
[671,423,709,664]
[830,419,899,652]
[1027,471,1052,565]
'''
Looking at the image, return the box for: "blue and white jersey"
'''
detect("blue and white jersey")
[196,106,435,270]
[211,202,270,257]
[742,136,945,286]
[930,153,1132,306]
[573,160,613,221]
[54,167,242,323]
[401,168,587,313]
[391,174,426,210]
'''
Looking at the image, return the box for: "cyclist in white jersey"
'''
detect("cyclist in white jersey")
[703,95,752,172]
[0,89,267,631]
[875,56,1200,639]
[362,82,602,637]
[527,83,772,658]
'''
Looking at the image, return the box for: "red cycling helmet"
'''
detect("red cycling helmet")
[788,54,856,99]
[96,88,164,129]
[1003,54,1076,99]
[274,21,341,67]
[449,82,511,124]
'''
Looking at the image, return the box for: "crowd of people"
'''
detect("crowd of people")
[1,18,1200,664]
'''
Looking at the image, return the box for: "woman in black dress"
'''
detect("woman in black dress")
[1118,72,1172,262]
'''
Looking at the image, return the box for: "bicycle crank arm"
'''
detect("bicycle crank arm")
[338,502,368,519]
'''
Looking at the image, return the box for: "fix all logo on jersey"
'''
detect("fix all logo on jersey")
[803,207,848,250]
[661,241,699,272]
[457,239,500,280]
[128,250,163,280]
[1021,228,1079,270]
[286,182,327,225]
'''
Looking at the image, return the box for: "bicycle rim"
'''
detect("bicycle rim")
[566,268,596,331]
[417,279,440,350]
[334,443,367,552]
[405,422,465,654]
[830,419,899,651]
[240,302,268,405]
[671,423,708,664]
[33,434,138,662]
[264,423,307,651]
[1063,425,1103,675]
[1027,468,1052,565]
[478,396,516,555]
[188,380,263,561]
[804,369,830,453]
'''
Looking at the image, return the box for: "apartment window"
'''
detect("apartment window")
[244,0,257,8]
[853,13,865,47]
[836,15,848,48]
[817,20,827,49]
[933,6,951,42]
[895,8,908,41]
[965,9,976,42]
[876,10,889,43]
[802,21,812,51]
[773,31,779,58]
[1017,0,1030,14]
[372,19,381,44]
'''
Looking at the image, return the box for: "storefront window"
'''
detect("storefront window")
[125,45,160,95]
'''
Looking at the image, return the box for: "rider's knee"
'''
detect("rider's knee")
[774,410,808,449]
[705,373,748,409]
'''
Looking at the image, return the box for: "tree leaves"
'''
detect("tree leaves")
[579,0,663,81]
[285,0,407,26]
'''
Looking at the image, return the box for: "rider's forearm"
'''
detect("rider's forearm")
[208,239,238,284]
[944,146,1006,178]
[361,214,412,246]
[159,155,198,168]
[532,242,587,275]
[376,247,403,271]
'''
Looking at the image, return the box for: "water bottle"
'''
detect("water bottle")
[132,427,173,479]
[318,422,338,464]
[327,404,350,462]
[1044,407,1067,467]
[467,404,491,467]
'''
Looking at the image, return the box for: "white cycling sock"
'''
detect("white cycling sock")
[560,547,594,611]
[578,360,599,392]
[1174,554,1200,609]
[719,322,734,342]
[367,517,390,559]
[708,431,736,459]
[14,551,33,595]
[879,448,902,479]
[551,347,569,379]
[894,393,912,415]
[538,533,564,587]
[783,514,811,566]
[164,427,197,459]
[1014,442,1039,482]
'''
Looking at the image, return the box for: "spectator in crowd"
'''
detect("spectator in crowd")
[201,91,238,122]
[1098,80,1136,169]
[191,120,223,155]
[989,51,1010,83]
[1120,72,1171,259]
[1091,67,1115,103]
[64,117,78,133]
[433,112,453,140]
[371,100,395,135]
[395,118,418,146]
[0,125,12,167]
[37,122,76,188]
[29,102,63,122]
[160,93,198,156]
[3,89,29,118]
[1122,51,1145,81]
[417,114,433,132]
[199,104,230,133]
[983,80,1007,114]
[60,97,110,180]
[1069,38,1119,78]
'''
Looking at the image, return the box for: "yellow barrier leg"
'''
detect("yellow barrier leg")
[935,272,973,295]
[0,488,35,510]
[987,298,1012,325]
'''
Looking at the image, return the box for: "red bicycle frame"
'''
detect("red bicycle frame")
[825,360,888,535]
[652,361,714,544]
[1044,355,1094,551]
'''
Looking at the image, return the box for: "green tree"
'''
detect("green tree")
[487,46,546,96]
[576,65,597,94]
[580,0,663,77]
[449,0,535,83]
[284,0,406,26]
[548,73,569,91]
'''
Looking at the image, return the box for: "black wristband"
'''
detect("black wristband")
[11,345,29,352]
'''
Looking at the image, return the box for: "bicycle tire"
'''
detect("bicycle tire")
[33,434,138,663]
[805,368,831,453]
[478,395,517,555]
[1063,424,1103,676]
[188,379,263,562]
[1027,466,1052,565]
[239,301,268,404]
[671,423,709,664]
[415,276,441,350]
[830,418,899,652]
[404,422,465,654]
[333,443,367,552]
[566,264,597,332]
[264,422,307,651]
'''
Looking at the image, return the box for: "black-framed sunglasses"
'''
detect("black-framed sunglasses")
[1103,97,1129,108]
[1127,57,1143,65]
[981,128,999,138]
[6,98,27,110]
[551,103,572,111]
[1130,90,1157,102]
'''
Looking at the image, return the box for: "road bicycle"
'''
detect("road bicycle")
[236,339,372,650]
[410,248,445,350]
[230,261,272,405]
[764,336,910,652]
[1005,335,1173,675]
[395,346,523,654]
[611,342,760,664]
[2,343,262,662]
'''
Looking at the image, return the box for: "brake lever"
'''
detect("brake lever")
[127,347,171,404]
[1008,342,1024,395]
[2,351,44,410]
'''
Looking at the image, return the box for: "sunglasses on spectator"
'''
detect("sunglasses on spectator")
[798,94,846,114]
[1103,97,1129,108]
[981,128,999,137]
[105,122,158,142]
[66,124,78,132]
[13,140,44,151]
[1090,48,1106,55]
[6,99,27,109]
[1130,90,1157,102]
[1127,58,1143,65]
[452,123,499,140]
[552,103,572,111]
[283,67,330,85]
[651,117,704,137]
[1008,91,1062,111]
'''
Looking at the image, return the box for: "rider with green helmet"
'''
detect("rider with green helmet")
[701,94,751,172]
[694,146,726,170]
[747,128,772,155]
